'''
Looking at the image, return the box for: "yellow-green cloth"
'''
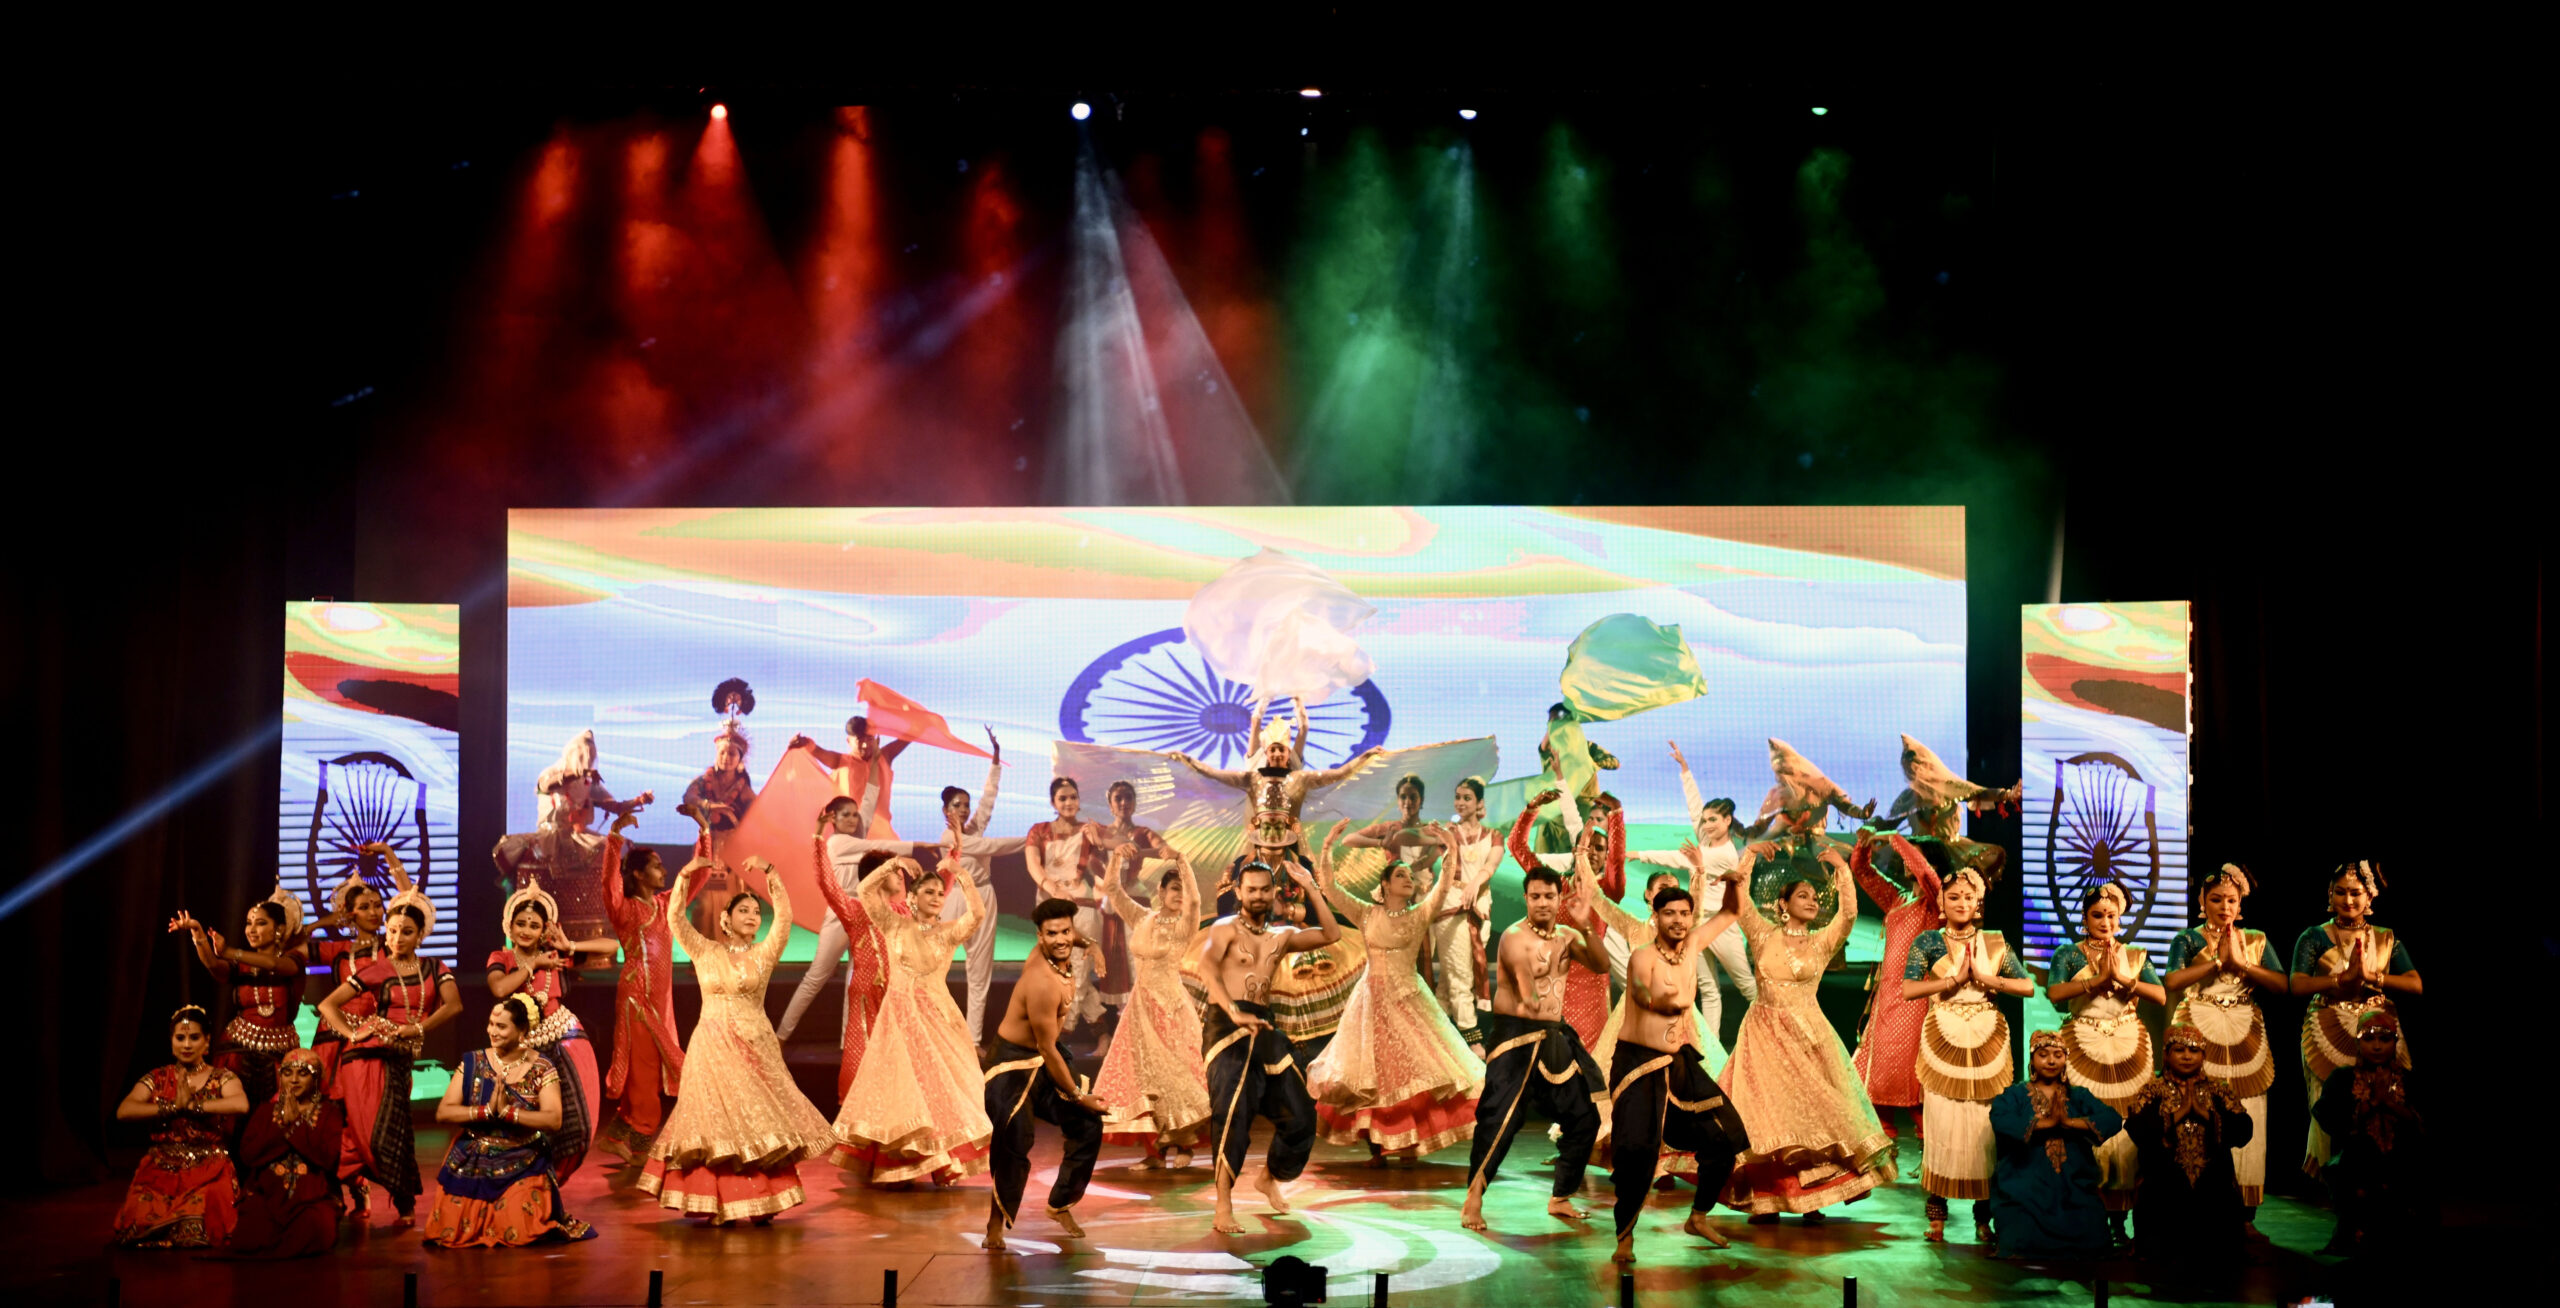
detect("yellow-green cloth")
[1558,613,1709,722]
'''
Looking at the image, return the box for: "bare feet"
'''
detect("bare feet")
[1212,1206,1244,1235]
[1684,1212,1730,1247]
[984,1221,1008,1253]
[1459,1205,1489,1233]
[1048,1206,1085,1238]
[1925,1217,1945,1242]
[1801,1210,1827,1224]
[1166,1148,1194,1170]
[1547,1197,1589,1222]
[1256,1170,1292,1214]
[1614,1234,1637,1264]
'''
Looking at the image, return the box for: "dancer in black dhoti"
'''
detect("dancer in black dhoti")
[1460,862,1610,1233]
[1197,859,1342,1234]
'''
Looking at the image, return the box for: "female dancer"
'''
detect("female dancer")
[317,887,464,1225]
[639,856,833,1222]
[2163,863,2285,1229]
[167,884,308,1112]
[420,994,599,1248]
[1848,830,1943,1145]
[1985,1030,2122,1259]
[302,844,410,1092]
[1428,777,1502,1055]
[1092,843,1213,1168]
[2124,1024,2255,1272]
[2044,880,2165,1234]
[111,1006,247,1248]
[486,876,613,1184]
[598,826,686,1160]
[1901,862,2033,1244]
[829,851,996,1185]
[1720,842,1898,1220]
[220,1048,342,1259]
[2292,859,2419,1178]
[1307,823,1484,1162]
[1024,777,1114,1051]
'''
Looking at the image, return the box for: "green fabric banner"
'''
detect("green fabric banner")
[1558,613,1710,722]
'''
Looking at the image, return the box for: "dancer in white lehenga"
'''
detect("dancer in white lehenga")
[828,851,996,1185]
[1091,845,1213,1167]
[1306,823,1484,1160]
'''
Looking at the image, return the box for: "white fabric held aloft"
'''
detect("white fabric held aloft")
[1182,548,1377,707]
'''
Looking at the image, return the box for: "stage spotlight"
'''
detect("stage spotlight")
[1459,108,1477,120]
[1071,101,1092,121]
[711,103,729,120]
[1300,127,1309,137]
[1810,106,1829,116]
[1299,87,1322,98]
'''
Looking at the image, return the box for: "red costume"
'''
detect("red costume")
[1850,834,1944,1112]
[211,950,307,1114]
[816,834,891,1101]
[221,1088,345,1259]
[111,1065,240,1248]
[601,834,684,1138]
[339,955,449,1213]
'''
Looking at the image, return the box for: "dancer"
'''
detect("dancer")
[1336,773,1447,876]
[420,995,598,1248]
[1426,777,1502,1054]
[1262,874,1366,1066]
[1024,777,1111,1036]
[2311,1009,2431,1256]
[1459,861,1608,1233]
[1986,1030,2122,1259]
[111,1006,247,1249]
[641,857,834,1222]
[1845,829,1943,1143]
[1199,859,1340,1234]
[315,886,463,1225]
[485,875,612,1183]
[1650,742,1759,1060]
[775,788,884,1081]
[1901,857,2031,1242]
[1507,789,1622,1051]
[1530,702,1619,853]
[1307,823,1484,1162]
[1720,843,1898,1219]
[1747,737,1873,850]
[301,844,409,1093]
[2123,1024,2255,1273]
[1875,733,2018,880]
[218,1048,343,1260]
[1171,699,1384,870]
[1092,844,1213,1167]
[680,711,758,846]
[1604,877,1746,1265]
[936,731,1010,1043]
[2163,863,2283,1227]
[597,827,687,1160]
[829,850,996,1185]
[167,883,308,1112]
[791,715,910,837]
[983,898,1110,1251]
[2045,880,2166,1234]
[2292,859,2419,1178]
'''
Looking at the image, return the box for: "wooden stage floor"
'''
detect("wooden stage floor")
[12,1119,2458,1307]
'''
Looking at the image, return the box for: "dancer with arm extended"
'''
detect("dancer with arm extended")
[1199,859,1341,1234]
[1092,843,1213,1168]
[111,1007,249,1248]
[2292,860,2419,1180]
[2162,863,2286,1231]
[938,730,1014,1043]
[830,852,997,1186]
[168,884,310,1113]
[1505,789,1620,1053]
[774,786,882,1058]
[420,994,598,1247]
[1306,822,1484,1165]
[315,888,464,1226]
[1607,873,1747,1265]
[596,826,687,1160]
[1847,829,1943,1143]
[1427,777,1503,1056]
[790,715,911,838]
[1652,742,1758,1060]
[2044,880,2166,1239]
[1900,861,2034,1243]
[1719,843,1899,1221]
[983,899,1111,1251]
[1170,699,1384,871]
[1024,777,1115,1050]
[1458,859,1610,1233]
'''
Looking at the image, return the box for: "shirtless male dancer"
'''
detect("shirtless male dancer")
[982,898,1109,1252]
[1460,862,1611,1232]
[1610,880,1745,1262]
[1198,859,1341,1234]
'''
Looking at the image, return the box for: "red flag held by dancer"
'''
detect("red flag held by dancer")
[855,679,993,759]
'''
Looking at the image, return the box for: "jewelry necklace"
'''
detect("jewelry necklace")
[1045,952,1074,983]
[1529,920,1560,941]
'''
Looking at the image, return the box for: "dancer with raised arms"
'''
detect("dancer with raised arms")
[597,824,687,1161]
[167,883,309,1114]
[1091,843,1212,1169]
[828,848,996,1186]
[775,789,885,1092]
[982,898,1110,1252]
[1846,829,1943,1145]
[1459,860,1611,1235]
[1199,858,1341,1234]
[1602,872,1746,1265]
[1171,700,1384,872]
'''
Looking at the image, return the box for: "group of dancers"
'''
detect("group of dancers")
[113,715,2427,1275]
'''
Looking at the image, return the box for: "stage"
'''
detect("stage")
[26,1116,2392,1307]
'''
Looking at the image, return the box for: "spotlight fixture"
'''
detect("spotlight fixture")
[1810,106,1829,116]
[1071,101,1092,121]
[1298,87,1322,99]
[711,103,729,120]
[1459,108,1477,120]
[1299,127,1309,137]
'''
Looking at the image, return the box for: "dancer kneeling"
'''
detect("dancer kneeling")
[1987,1030,2122,1259]
[219,1048,344,1259]
[111,1006,248,1249]
[1608,877,1747,1264]
[420,995,597,1248]
[983,898,1111,1251]
[1460,862,1610,1233]
[640,858,833,1223]
[1200,859,1342,1234]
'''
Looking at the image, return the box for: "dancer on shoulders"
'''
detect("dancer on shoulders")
[641,857,834,1222]
[829,847,996,1186]
[1200,859,1341,1234]
[167,883,309,1114]
[316,886,463,1226]
[2044,880,2165,1238]
[1092,843,1212,1168]
[2292,860,2418,1180]
[217,1047,343,1259]
[1458,861,1610,1234]
[597,823,687,1161]
[1171,700,1384,875]
[1603,869,1746,1264]
[420,995,598,1248]
[983,899,1111,1251]
[1846,828,1942,1143]
[1903,858,2034,1244]
[486,875,613,1184]
[111,1006,247,1248]
[1986,1030,2121,1259]
[792,715,909,838]
[2163,863,2283,1232]
[1307,822,1484,1164]
[2123,1024,2255,1274]
[1720,842,1898,1220]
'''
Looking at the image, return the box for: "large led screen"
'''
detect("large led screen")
[507,507,1965,951]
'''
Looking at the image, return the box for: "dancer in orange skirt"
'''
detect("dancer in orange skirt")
[420,995,598,1248]
[111,1006,248,1248]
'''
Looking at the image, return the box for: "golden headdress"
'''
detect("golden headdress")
[386,884,435,937]
[1898,733,1987,809]
[2029,1027,2067,1054]
[261,880,307,940]
[504,873,559,931]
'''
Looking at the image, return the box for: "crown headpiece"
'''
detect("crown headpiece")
[503,873,559,932]
[386,885,436,937]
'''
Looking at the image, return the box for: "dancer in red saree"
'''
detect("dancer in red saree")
[167,883,309,1116]
[219,1048,344,1259]
[598,826,687,1159]
[112,1006,248,1248]
[316,887,465,1226]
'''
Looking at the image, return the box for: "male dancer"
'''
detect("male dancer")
[1026,777,1115,1054]
[1199,859,1340,1234]
[982,899,1108,1252]
[1172,700,1383,884]
[1461,863,1611,1233]
[1608,881,1744,1263]
[790,716,912,838]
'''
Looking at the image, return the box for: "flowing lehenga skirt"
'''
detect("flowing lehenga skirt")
[640,998,834,1221]
[1719,998,1899,1214]
[1307,957,1483,1154]
[830,974,994,1184]
[1093,963,1211,1147]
